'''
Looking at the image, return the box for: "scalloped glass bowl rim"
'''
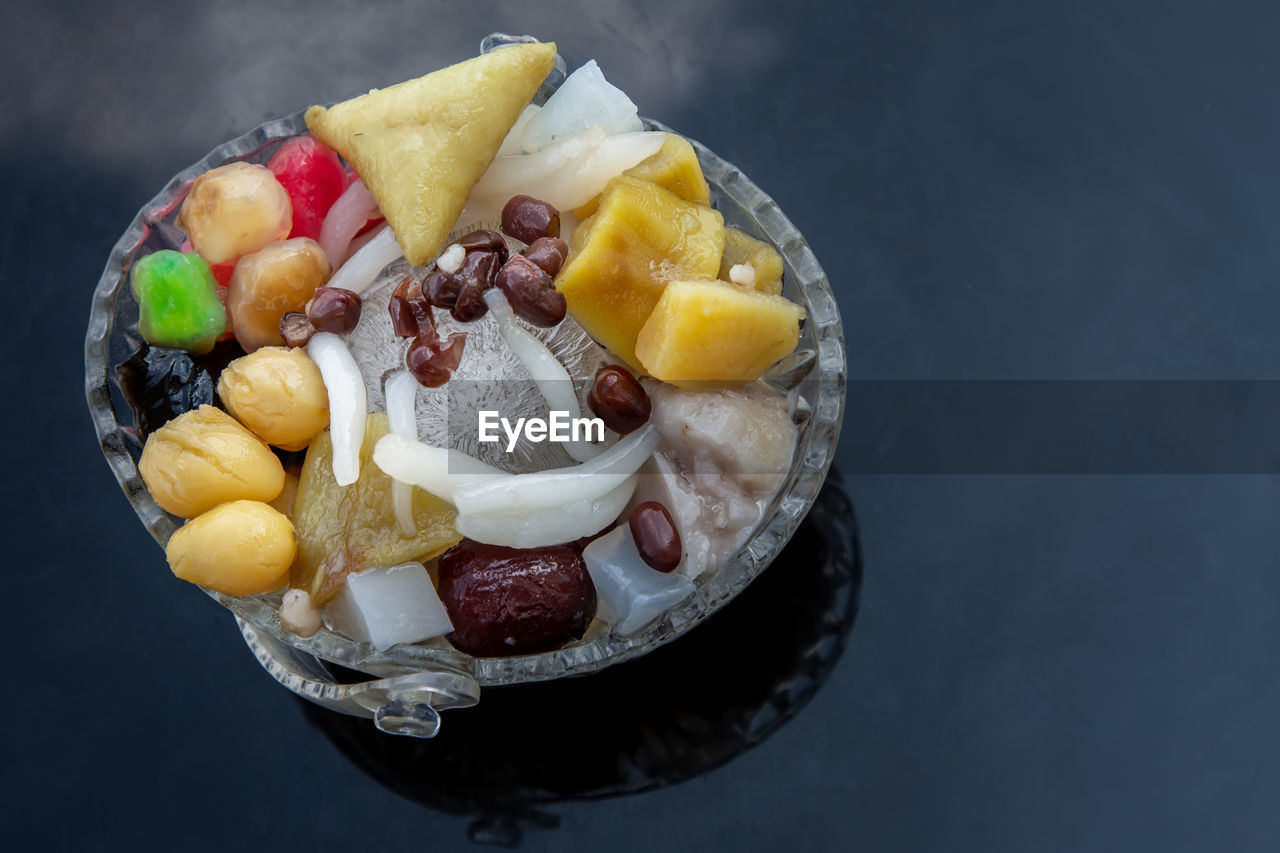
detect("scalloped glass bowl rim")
[84,111,846,687]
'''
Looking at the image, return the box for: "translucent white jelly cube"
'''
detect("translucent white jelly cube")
[582,526,696,636]
[324,562,453,651]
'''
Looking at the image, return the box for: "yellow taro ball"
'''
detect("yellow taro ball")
[177,162,292,265]
[228,238,330,353]
[218,347,330,451]
[166,501,296,596]
[139,405,285,518]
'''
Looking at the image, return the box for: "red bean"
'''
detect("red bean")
[418,269,456,310]
[495,255,566,327]
[388,276,435,338]
[455,229,510,264]
[437,539,595,657]
[502,195,560,244]
[405,331,466,388]
[524,236,569,278]
[587,365,651,434]
[629,501,682,573]
[305,286,362,334]
[278,311,315,347]
[450,250,500,323]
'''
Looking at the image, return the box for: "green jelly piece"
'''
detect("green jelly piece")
[130,250,227,354]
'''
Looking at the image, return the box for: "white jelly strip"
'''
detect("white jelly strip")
[383,370,420,537]
[325,226,403,295]
[372,434,506,504]
[558,131,667,208]
[307,332,367,487]
[482,289,596,462]
[471,125,605,200]
[453,423,658,516]
[473,129,664,212]
[455,475,638,549]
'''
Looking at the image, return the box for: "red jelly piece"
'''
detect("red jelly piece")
[209,261,235,288]
[213,284,235,342]
[267,135,348,242]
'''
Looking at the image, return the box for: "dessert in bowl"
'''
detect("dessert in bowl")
[85,34,845,735]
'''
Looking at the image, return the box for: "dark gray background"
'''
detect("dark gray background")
[5,0,1279,849]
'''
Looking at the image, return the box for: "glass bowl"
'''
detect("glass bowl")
[84,39,845,735]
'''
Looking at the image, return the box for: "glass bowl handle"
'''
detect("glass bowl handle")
[237,618,480,738]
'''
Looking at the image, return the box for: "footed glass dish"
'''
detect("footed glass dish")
[84,35,845,737]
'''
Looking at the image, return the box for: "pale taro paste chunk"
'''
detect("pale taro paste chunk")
[630,382,796,578]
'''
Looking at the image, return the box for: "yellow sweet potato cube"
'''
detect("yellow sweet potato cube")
[635,278,805,384]
[557,177,724,370]
[572,133,711,219]
[290,414,460,605]
[719,226,784,295]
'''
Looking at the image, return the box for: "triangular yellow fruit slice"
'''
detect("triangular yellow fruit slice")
[305,42,557,265]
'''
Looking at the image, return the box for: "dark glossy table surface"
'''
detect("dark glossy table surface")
[7,0,1280,849]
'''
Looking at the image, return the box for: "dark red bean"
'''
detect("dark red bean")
[497,255,548,301]
[502,195,560,244]
[629,501,682,573]
[438,540,595,657]
[405,331,465,388]
[278,312,315,347]
[587,365,651,434]
[523,236,569,278]
[422,269,462,310]
[454,229,509,264]
[451,285,488,322]
[450,250,500,322]
[525,289,566,328]
[388,276,435,338]
[495,255,566,327]
[305,286,363,334]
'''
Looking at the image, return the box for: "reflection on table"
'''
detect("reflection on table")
[302,471,862,847]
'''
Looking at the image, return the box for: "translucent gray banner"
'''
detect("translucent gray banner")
[844,381,1280,474]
